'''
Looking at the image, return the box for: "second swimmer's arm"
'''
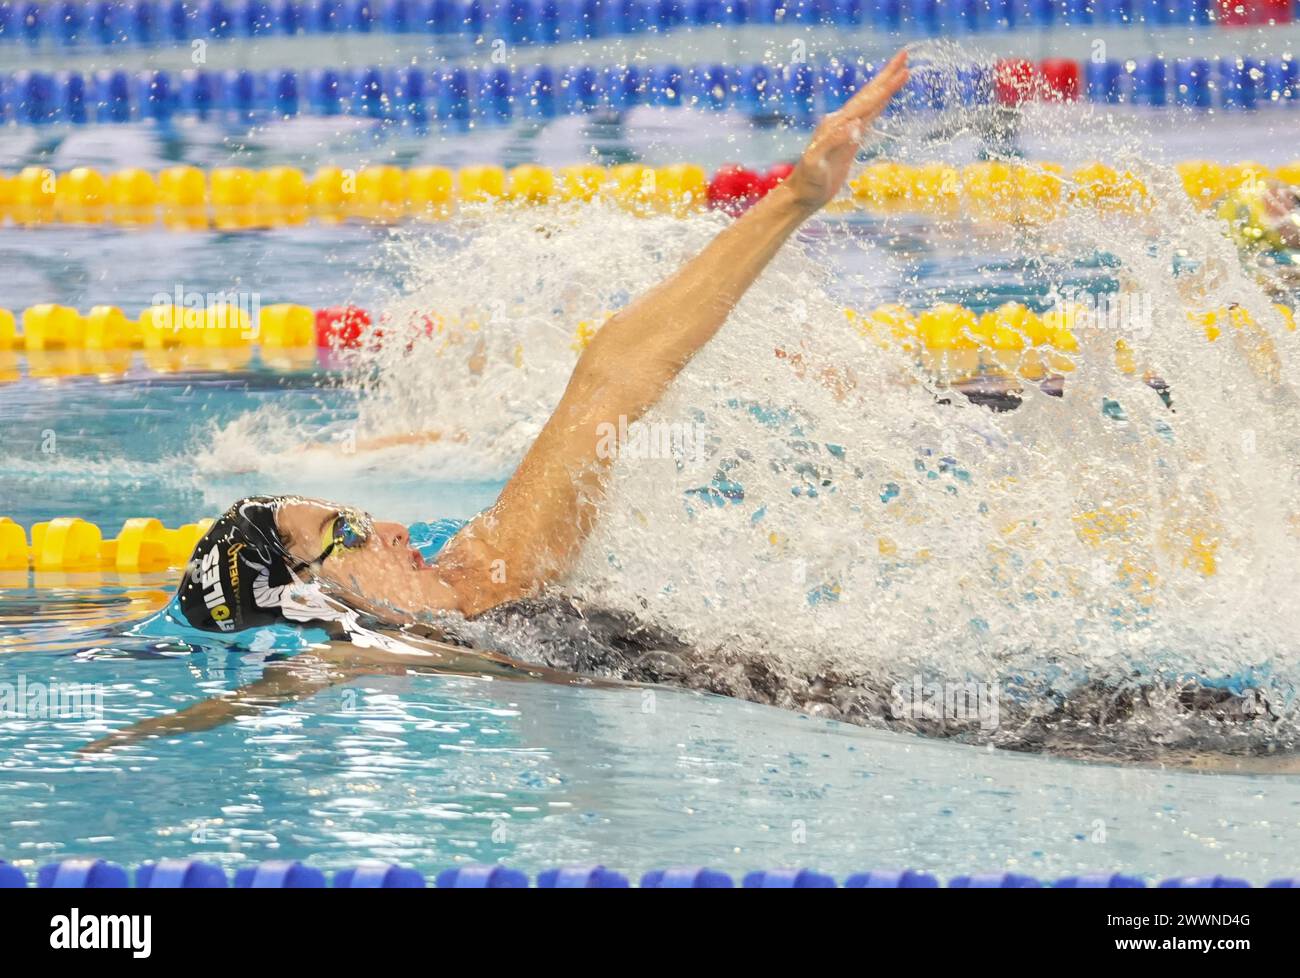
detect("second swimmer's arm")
[429,53,910,617]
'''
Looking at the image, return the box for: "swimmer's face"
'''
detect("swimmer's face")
[274,499,430,597]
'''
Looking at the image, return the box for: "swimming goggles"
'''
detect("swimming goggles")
[311,510,374,567]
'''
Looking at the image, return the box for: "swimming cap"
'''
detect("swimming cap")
[176,496,297,633]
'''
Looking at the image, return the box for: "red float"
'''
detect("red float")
[994,58,1040,106]
[1217,0,1293,26]
[1039,59,1080,101]
[707,164,762,214]
[315,306,372,349]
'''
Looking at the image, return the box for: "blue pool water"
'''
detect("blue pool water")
[6,577,1300,882]
[4,48,1300,881]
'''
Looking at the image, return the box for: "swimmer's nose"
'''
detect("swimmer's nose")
[375,521,409,549]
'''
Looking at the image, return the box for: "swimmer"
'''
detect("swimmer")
[1217,177,1300,254]
[81,53,914,752]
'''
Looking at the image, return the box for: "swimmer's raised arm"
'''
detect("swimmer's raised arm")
[434,51,910,616]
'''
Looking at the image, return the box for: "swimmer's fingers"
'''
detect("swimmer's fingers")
[787,58,906,211]
[800,52,908,164]
[838,50,910,125]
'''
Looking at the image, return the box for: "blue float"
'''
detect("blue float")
[739,62,777,114]
[1219,57,1258,111]
[141,69,175,120]
[435,865,529,887]
[475,65,510,122]
[223,67,258,116]
[166,0,190,39]
[1056,873,1147,887]
[182,67,219,116]
[440,65,472,123]
[277,0,306,33]
[1158,875,1251,888]
[136,860,228,888]
[56,1,84,45]
[90,0,120,44]
[61,71,89,123]
[949,873,1042,888]
[95,68,133,121]
[1086,59,1123,103]
[519,63,556,118]
[1174,57,1212,108]
[201,0,234,38]
[603,63,641,109]
[334,863,427,887]
[648,63,684,107]
[0,861,27,888]
[784,62,817,121]
[743,868,836,887]
[234,860,327,887]
[640,866,734,887]
[537,865,631,887]
[691,62,731,110]
[38,859,130,888]
[565,64,601,113]
[272,68,299,116]
[844,869,940,887]
[244,0,274,33]
[542,0,566,43]
[1131,57,1168,106]
[14,70,55,125]
[310,67,343,114]
[569,0,599,36]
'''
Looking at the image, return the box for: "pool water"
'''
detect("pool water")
[6,580,1300,881]
[4,58,1300,881]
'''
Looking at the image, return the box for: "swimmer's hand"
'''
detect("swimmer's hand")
[785,50,910,214]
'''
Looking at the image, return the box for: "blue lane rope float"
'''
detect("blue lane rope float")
[7,858,1300,887]
[1157,875,1253,888]
[0,0,1240,52]
[844,869,940,887]
[435,865,530,887]
[0,58,963,126]
[1056,873,1147,888]
[536,865,630,887]
[742,868,837,887]
[3,51,1296,127]
[334,863,428,887]
[34,858,131,888]
[234,860,328,887]
[136,859,229,888]
[949,872,1044,888]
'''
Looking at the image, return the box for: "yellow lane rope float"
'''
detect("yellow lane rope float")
[0,160,1296,228]
[1,301,1293,384]
[0,517,213,574]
